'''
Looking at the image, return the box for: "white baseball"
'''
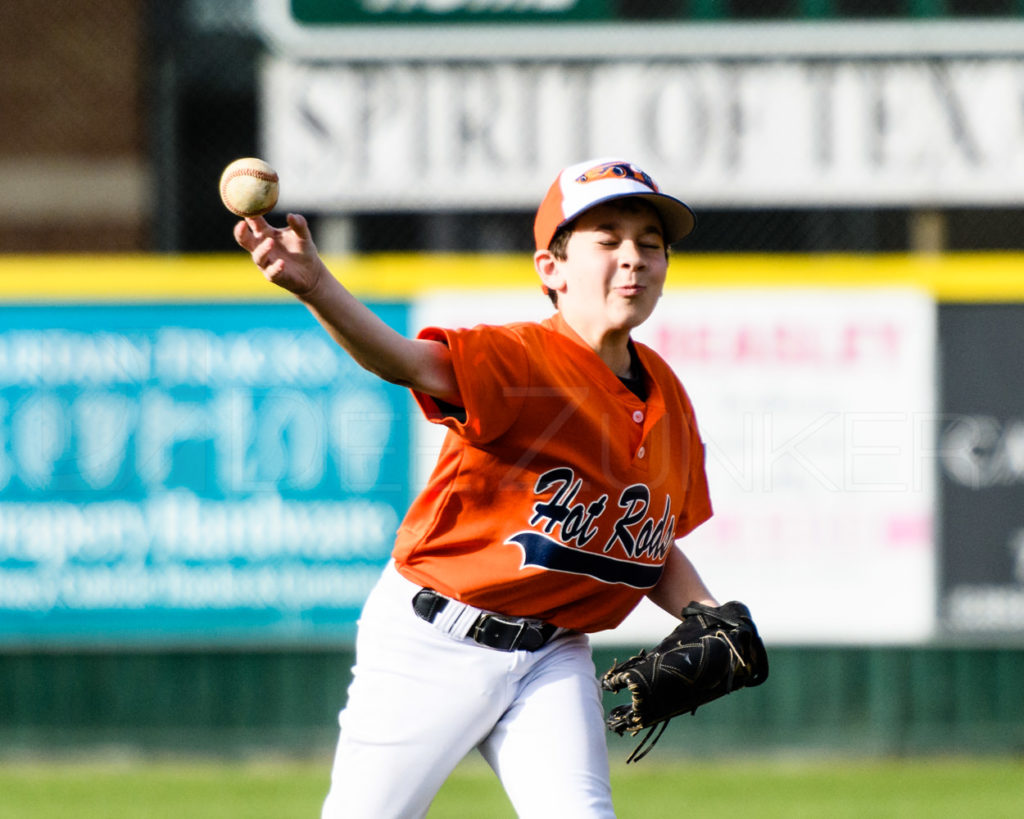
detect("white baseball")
[219,157,280,218]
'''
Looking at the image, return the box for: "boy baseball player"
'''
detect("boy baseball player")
[234,159,721,818]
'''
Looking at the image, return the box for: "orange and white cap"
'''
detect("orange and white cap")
[533,158,696,251]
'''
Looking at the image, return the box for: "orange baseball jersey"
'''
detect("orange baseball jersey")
[392,311,713,633]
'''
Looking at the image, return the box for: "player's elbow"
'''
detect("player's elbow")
[366,354,461,408]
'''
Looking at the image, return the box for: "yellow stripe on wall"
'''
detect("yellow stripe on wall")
[666,253,1024,302]
[1,252,1022,302]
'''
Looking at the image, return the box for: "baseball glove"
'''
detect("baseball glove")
[601,601,769,762]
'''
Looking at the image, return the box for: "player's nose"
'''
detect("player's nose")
[617,240,646,270]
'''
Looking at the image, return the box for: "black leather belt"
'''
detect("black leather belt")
[412,588,558,652]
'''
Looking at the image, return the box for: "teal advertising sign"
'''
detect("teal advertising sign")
[0,303,410,646]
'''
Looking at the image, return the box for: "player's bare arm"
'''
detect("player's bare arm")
[646,544,719,617]
[234,214,461,405]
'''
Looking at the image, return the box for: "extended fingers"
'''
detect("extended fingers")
[233,214,313,289]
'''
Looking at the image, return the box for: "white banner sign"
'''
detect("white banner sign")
[264,57,1024,209]
[411,287,937,645]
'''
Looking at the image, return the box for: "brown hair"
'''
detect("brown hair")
[543,225,573,305]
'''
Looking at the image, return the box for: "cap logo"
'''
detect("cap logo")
[574,162,658,192]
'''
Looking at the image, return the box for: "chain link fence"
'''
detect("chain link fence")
[2,0,1023,255]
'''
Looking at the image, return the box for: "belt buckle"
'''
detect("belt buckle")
[472,614,526,651]
[476,614,549,652]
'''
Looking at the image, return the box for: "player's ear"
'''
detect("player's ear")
[534,249,565,295]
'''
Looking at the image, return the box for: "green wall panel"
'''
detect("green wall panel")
[2,647,1022,756]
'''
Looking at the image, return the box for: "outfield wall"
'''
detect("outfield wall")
[2,646,1022,757]
[1,252,1022,753]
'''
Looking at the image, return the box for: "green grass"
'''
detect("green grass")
[0,755,1021,818]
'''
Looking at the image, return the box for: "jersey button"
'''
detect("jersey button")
[632,410,644,423]
[637,446,646,459]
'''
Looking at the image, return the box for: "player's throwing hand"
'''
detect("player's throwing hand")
[233,213,327,297]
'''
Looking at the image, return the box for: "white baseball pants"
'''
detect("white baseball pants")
[321,562,615,818]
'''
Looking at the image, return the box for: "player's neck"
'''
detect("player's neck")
[557,312,633,376]
[600,340,633,378]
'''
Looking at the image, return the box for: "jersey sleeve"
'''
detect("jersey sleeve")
[411,324,530,443]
